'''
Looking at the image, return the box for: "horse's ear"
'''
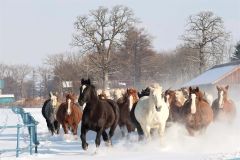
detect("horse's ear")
[225,85,229,90]
[216,85,220,91]
[196,87,199,92]
[189,87,192,93]
[81,78,84,84]
[49,91,53,98]
[87,79,91,84]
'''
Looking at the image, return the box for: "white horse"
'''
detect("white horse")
[134,83,169,140]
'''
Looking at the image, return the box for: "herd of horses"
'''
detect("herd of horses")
[42,78,237,150]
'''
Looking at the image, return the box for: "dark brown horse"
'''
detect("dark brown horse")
[78,79,120,150]
[117,88,139,136]
[212,85,236,122]
[182,87,213,136]
[56,93,82,136]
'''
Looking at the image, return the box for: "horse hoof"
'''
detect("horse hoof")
[82,143,88,150]
[105,140,112,147]
[138,135,144,141]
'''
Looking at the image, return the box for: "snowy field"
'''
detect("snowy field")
[0,99,240,160]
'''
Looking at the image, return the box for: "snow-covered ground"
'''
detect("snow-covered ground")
[0,99,240,160]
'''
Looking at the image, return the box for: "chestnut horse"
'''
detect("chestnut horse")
[182,87,213,136]
[117,88,139,136]
[78,78,120,150]
[56,93,82,136]
[212,85,236,122]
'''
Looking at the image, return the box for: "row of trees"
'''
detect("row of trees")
[1,5,239,100]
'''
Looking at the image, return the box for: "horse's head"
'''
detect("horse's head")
[65,93,76,115]
[175,89,188,107]
[127,88,139,103]
[164,89,175,106]
[216,85,229,108]
[188,87,203,114]
[149,83,166,112]
[49,91,58,108]
[78,78,96,106]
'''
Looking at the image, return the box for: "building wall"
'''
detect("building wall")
[216,68,240,85]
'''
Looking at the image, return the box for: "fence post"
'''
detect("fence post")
[29,126,33,155]
[16,124,20,157]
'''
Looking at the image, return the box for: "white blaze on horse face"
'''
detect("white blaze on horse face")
[81,85,86,94]
[219,91,224,108]
[128,95,133,111]
[191,93,196,114]
[51,95,58,108]
[153,89,164,111]
[67,99,72,115]
[82,103,86,110]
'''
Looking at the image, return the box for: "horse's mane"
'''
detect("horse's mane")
[149,83,162,91]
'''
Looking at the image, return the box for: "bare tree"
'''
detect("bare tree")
[182,11,230,73]
[45,52,86,94]
[12,64,32,98]
[0,63,7,79]
[38,66,52,98]
[72,5,137,89]
[114,27,155,88]
[231,41,240,61]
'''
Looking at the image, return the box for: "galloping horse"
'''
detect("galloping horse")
[56,93,82,136]
[212,85,236,122]
[78,79,120,150]
[42,92,60,135]
[182,87,213,136]
[117,88,139,136]
[164,90,181,123]
[131,83,169,140]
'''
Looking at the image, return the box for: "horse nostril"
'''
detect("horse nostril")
[155,106,161,112]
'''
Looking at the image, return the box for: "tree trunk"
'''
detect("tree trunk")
[103,70,109,90]
[199,47,205,74]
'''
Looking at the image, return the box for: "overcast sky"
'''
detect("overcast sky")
[0,0,239,66]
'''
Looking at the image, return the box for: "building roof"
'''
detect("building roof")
[183,60,240,87]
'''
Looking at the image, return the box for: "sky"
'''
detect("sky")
[0,0,239,66]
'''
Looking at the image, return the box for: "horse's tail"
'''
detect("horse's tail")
[106,99,120,138]
[130,102,144,136]
[106,99,120,123]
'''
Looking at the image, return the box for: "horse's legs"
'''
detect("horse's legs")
[80,125,88,150]
[126,121,135,134]
[187,127,194,136]
[53,120,59,134]
[109,121,118,140]
[102,130,109,141]
[55,121,60,134]
[102,130,111,146]
[48,120,55,135]
[72,123,78,135]
[158,122,166,137]
[142,125,151,140]
[119,125,126,137]
[62,123,68,134]
[95,128,103,148]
